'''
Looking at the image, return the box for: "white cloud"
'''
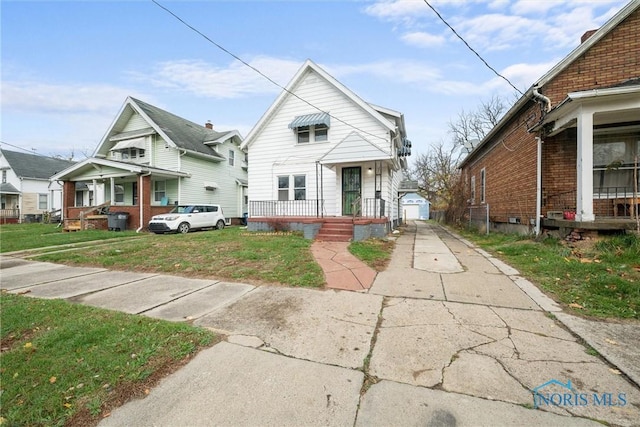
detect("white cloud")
[1,81,135,114]
[133,56,301,99]
[401,31,446,48]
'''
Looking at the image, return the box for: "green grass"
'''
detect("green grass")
[0,293,216,426]
[33,227,325,288]
[457,228,640,319]
[349,238,395,270]
[0,223,141,253]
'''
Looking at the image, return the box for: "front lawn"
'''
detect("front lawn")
[0,293,216,426]
[31,227,325,288]
[0,223,141,253]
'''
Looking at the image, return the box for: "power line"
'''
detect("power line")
[422,0,526,97]
[151,0,390,142]
[0,140,42,156]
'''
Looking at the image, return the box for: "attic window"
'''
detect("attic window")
[289,113,330,144]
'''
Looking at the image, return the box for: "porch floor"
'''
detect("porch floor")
[542,218,639,231]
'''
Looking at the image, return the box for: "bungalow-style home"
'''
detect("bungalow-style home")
[401,192,430,221]
[459,0,640,235]
[0,148,75,224]
[52,97,247,231]
[240,60,411,241]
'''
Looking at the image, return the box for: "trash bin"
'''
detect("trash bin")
[242,212,248,226]
[107,212,129,231]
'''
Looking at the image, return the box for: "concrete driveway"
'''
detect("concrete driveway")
[2,221,639,426]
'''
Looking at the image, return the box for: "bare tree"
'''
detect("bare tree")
[449,94,507,150]
[409,141,462,210]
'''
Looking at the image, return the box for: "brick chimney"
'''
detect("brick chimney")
[581,29,598,43]
[205,121,213,130]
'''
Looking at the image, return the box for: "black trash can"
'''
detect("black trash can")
[242,212,248,226]
[107,212,129,231]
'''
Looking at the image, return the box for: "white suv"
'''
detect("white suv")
[148,204,226,234]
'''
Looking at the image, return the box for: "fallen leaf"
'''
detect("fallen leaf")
[63,403,72,409]
[609,368,621,375]
[580,258,593,264]
[569,303,584,309]
[103,413,111,419]
[144,388,150,395]
[604,338,618,345]
[23,342,32,349]
[49,376,57,384]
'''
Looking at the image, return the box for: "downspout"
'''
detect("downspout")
[137,172,151,233]
[535,137,543,236]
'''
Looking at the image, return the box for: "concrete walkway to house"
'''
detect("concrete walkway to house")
[2,221,640,426]
[311,241,377,291]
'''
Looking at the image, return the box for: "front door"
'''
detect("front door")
[342,167,361,216]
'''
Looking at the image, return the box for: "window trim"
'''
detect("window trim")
[38,193,48,210]
[278,176,289,201]
[294,174,306,201]
[294,124,328,144]
[480,168,486,204]
[470,175,476,204]
[154,180,166,203]
[229,149,235,166]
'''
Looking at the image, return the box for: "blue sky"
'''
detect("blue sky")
[1,0,629,161]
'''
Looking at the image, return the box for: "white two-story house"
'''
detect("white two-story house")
[241,60,411,241]
[52,97,247,231]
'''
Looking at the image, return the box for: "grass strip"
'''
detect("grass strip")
[0,293,216,426]
[456,228,640,319]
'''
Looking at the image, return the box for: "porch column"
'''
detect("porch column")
[576,107,595,221]
[110,177,115,205]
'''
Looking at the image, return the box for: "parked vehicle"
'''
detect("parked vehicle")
[148,204,225,234]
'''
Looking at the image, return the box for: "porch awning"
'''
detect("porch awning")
[203,181,218,190]
[111,137,146,151]
[288,112,330,129]
[0,183,20,194]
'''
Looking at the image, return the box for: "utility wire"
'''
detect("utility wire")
[422,0,527,97]
[0,140,42,156]
[151,0,391,142]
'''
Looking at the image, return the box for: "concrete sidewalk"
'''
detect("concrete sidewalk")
[2,221,639,426]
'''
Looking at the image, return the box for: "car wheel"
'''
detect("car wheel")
[177,222,190,234]
[216,219,225,230]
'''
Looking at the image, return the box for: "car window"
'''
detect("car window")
[211,206,218,212]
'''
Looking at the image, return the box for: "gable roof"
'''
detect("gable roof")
[459,0,640,168]
[1,149,75,180]
[241,59,398,150]
[96,97,242,160]
[319,131,391,165]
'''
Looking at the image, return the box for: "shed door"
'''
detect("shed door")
[342,167,361,216]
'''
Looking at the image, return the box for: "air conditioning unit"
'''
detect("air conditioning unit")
[508,217,521,224]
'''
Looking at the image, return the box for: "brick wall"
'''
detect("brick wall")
[463,7,639,225]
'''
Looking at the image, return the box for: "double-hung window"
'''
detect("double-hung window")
[294,175,306,200]
[229,149,235,166]
[38,194,48,210]
[290,113,330,144]
[278,175,307,201]
[470,175,476,204]
[154,181,166,202]
[480,168,486,204]
[593,128,640,196]
[278,176,289,201]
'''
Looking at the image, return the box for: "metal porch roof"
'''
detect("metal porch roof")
[288,112,330,129]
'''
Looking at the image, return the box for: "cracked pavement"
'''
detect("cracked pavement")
[3,221,639,426]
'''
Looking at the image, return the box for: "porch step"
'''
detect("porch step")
[315,219,353,242]
[63,219,82,233]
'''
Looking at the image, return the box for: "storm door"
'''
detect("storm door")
[342,167,361,216]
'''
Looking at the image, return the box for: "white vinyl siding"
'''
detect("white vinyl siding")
[246,69,395,217]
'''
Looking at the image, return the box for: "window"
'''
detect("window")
[138,148,145,158]
[470,175,476,204]
[480,168,486,204]
[314,124,328,142]
[2,170,6,183]
[229,149,235,166]
[593,129,640,196]
[114,185,124,203]
[295,124,328,144]
[297,126,310,144]
[294,175,306,200]
[132,182,138,206]
[154,181,166,202]
[38,194,48,210]
[278,176,289,201]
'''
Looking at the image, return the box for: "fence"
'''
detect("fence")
[469,204,490,234]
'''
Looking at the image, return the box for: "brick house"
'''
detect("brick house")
[459,0,640,234]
